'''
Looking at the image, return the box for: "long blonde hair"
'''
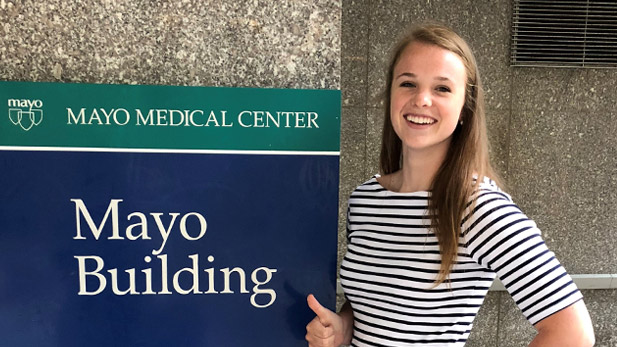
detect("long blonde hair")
[379,23,501,284]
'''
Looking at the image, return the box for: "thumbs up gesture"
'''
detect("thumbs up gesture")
[305,294,353,347]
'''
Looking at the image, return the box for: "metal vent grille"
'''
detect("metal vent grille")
[512,0,617,68]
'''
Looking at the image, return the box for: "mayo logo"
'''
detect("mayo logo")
[8,98,43,131]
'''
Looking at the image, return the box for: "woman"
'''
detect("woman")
[305,23,594,346]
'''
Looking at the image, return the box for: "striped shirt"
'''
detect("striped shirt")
[340,176,582,346]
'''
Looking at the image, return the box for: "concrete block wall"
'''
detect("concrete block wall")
[340,0,617,345]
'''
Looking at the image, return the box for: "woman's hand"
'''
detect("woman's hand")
[305,294,353,347]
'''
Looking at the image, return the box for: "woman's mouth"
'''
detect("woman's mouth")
[405,114,436,125]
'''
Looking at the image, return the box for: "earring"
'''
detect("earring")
[459,119,463,126]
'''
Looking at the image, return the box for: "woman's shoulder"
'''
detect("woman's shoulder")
[356,175,382,190]
[346,175,382,198]
[471,176,513,204]
[463,177,535,240]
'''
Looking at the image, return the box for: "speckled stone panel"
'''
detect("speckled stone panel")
[509,69,617,274]
[341,0,368,107]
[365,106,383,177]
[338,106,367,270]
[507,104,617,274]
[497,293,538,346]
[512,68,617,112]
[367,0,512,111]
[583,289,617,347]
[466,291,501,347]
[486,106,511,179]
[0,0,340,89]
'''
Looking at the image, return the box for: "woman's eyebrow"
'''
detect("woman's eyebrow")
[395,72,453,82]
[395,72,416,79]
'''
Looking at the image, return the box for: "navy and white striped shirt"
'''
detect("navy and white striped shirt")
[340,176,582,346]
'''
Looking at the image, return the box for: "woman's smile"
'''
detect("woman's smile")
[404,113,437,126]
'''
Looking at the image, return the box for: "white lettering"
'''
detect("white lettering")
[72,199,123,240]
[189,110,204,126]
[114,108,130,125]
[220,267,249,294]
[238,110,252,127]
[295,111,306,128]
[157,254,172,294]
[221,111,232,127]
[250,267,278,308]
[67,108,86,124]
[204,111,220,127]
[172,254,202,294]
[108,268,139,295]
[72,253,278,306]
[253,111,265,127]
[266,111,279,127]
[7,99,42,108]
[136,109,154,125]
[88,109,103,125]
[100,108,114,125]
[156,109,168,126]
[307,112,319,128]
[8,99,21,108]
[169,110,184,126]
[281,111,292,128]
[150,213,180,255]
[126,212,150,240]
[75,255,107,295]
[179,212,207,241]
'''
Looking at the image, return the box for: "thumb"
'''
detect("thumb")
[307,294,332,325]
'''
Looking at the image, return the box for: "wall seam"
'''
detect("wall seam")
[495,292,503,347]
[501,1,514,341]
[364,0,373,179]
[505,63,514,182]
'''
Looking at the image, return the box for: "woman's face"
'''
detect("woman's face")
[390,41,467,158]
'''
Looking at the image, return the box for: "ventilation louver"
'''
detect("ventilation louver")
[512,0,617,68]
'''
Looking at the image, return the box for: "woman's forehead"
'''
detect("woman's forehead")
[394,42,467,82]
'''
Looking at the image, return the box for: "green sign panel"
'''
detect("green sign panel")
[0,81,340,152]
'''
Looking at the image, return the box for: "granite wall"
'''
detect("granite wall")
[0,0,340,89]
[341,0,616,346]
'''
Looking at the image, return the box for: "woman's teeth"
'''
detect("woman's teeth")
[406,115,435,124]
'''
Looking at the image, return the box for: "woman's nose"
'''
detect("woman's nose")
[413,89,432,107]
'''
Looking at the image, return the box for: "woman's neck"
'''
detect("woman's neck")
[396,146,448,192]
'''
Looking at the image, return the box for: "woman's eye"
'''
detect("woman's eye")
[400,81,416,88]
[436,86,451,93]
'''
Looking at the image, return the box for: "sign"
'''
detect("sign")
[0,81,340,346]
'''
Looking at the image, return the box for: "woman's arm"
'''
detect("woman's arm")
[530,300,595,347]
[305,294,354,347]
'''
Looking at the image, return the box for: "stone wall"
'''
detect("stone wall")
[0,0,340,89]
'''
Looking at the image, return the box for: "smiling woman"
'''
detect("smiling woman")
[305,22,595,347]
